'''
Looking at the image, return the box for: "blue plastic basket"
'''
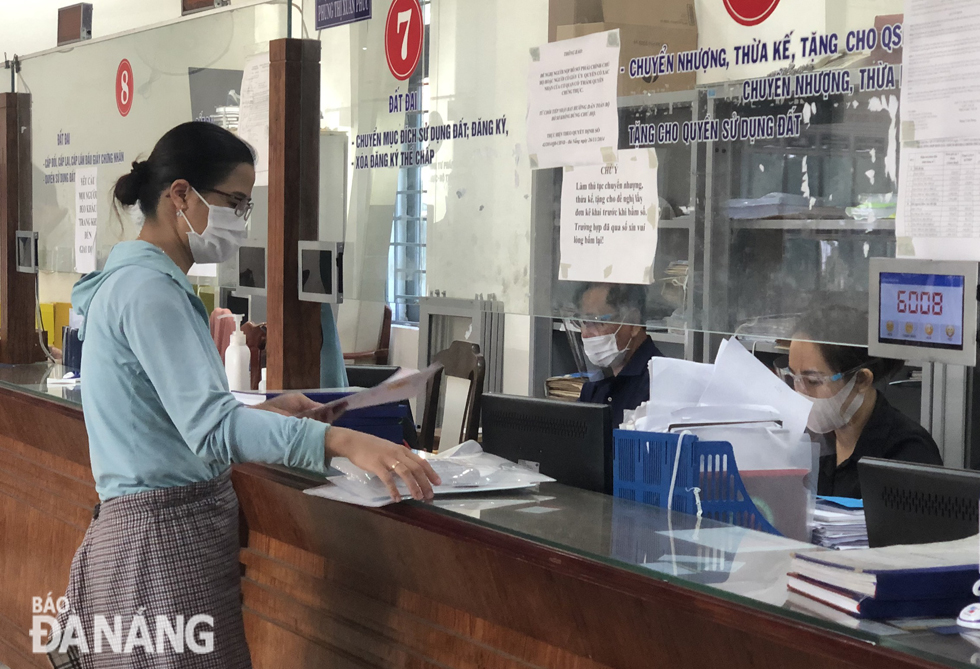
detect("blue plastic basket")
[613,429,781,536]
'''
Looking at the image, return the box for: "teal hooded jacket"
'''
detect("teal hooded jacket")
[73,241,329,501]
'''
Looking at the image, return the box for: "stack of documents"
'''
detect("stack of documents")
[812,497,868,550]
[787,536,979,619]
[545,374,587,401]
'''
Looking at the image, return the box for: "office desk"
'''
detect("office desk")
[0,362,975,668]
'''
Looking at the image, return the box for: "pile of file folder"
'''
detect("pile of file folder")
[811,497,868,550]
[787,536,978,620]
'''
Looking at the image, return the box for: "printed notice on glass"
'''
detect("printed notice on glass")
[74,166,98,274]
[526,30,620,170]
[559,148,659,284]
[896,143,980,260]
[901,0,980,142]
[238,52,270,187]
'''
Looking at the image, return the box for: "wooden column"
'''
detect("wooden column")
[0,93,39,364]
[267,39,322,390]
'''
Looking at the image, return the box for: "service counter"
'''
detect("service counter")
[0,362,976,669]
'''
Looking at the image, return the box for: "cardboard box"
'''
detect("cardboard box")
[553,0,697,29]
[556,22,697,96]
[600,0,697,29]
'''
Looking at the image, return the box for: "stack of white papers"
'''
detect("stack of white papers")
[627,338,814,473]
[812,498,868,550]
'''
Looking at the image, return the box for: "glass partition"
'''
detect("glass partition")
[297,0,912,371]
[19,1,287,305]
[12,0,932,373]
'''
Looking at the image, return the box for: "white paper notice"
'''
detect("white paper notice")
[238,52,270,187]
[901,0,980,142]
[526,30,620,169]
[559,148,658,284]
[896,143,980,260]
[74,166,98,274]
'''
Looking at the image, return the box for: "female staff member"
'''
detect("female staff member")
[777,304,942,498]
[52,122,439,667]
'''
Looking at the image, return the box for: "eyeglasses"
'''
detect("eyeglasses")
[206,188,254,221]
[567,313,622,334]
[772,356,861,393]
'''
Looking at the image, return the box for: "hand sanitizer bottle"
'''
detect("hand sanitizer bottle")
[222,314,250,392]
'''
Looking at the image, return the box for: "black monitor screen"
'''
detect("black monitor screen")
[301,249,333,296]
[859,457,980,547]
[481,394,612,494]
[238,246,265,289]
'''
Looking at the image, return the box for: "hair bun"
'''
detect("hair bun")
[130,160,149,182]
[113,161,149,207]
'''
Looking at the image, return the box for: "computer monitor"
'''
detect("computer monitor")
[345,365,399,389]
[481,394,612,494]
[859,457,980,548]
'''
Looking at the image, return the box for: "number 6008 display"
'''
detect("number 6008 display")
[897,290,943,316]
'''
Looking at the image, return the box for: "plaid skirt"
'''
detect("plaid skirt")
[48,468,252,668]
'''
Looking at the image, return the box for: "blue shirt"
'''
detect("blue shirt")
[73,241,329,501]
[578,337,662,428]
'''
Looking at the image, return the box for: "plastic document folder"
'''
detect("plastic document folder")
[304,441,555,507]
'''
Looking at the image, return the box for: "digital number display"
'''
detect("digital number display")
[895,290,943,316]
[879,272,965,350]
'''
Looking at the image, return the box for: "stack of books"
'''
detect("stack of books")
[812,497,868,550]
[545,374,587,402]
[787,536,979,619]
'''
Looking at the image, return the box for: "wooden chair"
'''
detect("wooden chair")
[420,341,485,452]
[342,304,392,366]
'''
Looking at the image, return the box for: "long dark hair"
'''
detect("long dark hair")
[794,304,904,383]
[113,121,255,219]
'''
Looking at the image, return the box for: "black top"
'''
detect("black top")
[578,337,663,428]
[818,392,943,499]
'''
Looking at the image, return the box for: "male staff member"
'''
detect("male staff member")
[575,283,662,427]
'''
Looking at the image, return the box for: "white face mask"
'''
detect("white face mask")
[583,326,629,369]
[805,376,863,434]
[178,187,247,264]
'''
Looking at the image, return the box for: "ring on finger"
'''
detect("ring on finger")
[388,462,400,471]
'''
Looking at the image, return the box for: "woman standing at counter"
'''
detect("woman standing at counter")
[778,304,942,498]
[51,122,439,667]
